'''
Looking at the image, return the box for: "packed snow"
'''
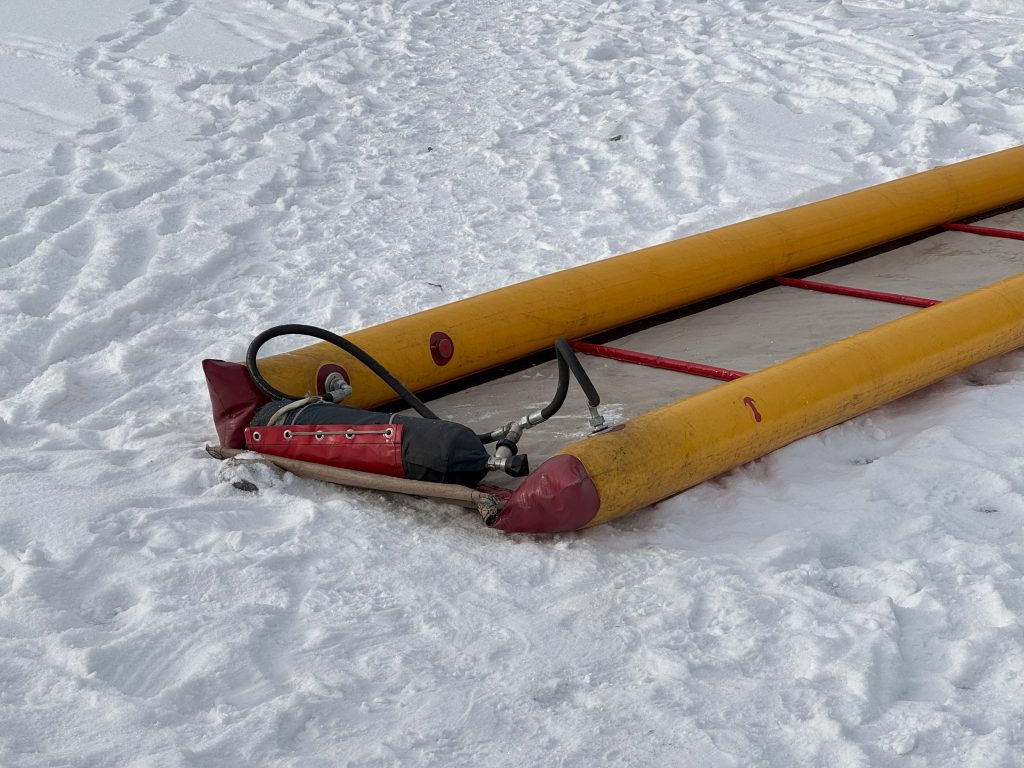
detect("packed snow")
[2,0,1023,765]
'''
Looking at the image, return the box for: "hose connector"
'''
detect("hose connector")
[323,372,353,403]
[486,422,530,477]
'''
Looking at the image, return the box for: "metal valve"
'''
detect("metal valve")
[323,371,353,403]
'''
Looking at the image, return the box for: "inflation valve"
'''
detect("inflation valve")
[322,371,353,403]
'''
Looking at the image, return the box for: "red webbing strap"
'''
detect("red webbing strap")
[774,276,940,308]
[942,222,1024,241]
[571,341,747,381]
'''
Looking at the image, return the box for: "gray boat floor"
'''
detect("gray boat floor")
[405,208,1024,489]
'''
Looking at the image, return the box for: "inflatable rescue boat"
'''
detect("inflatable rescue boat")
[205,146,1024,533]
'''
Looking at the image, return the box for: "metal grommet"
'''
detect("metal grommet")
[283,430,293,440]
[315,431,324,441]
[384,427,394,439]
[251,432,261,442]
[345,429,355,439]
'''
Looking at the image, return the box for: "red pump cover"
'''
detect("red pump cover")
[244,423,406,478]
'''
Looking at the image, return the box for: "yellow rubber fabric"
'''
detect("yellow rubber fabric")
[558,273,1024,526]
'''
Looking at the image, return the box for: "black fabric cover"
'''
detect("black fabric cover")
[251,401,489,486]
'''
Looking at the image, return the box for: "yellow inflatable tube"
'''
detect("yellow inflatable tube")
[256,146,1024,408]
[552,274,1024,529]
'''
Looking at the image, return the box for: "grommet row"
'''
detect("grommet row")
[270,427,396,440]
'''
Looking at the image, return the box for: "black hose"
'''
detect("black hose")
[536,338,602,420]
[476,338,601,443]
[245,324,440,420]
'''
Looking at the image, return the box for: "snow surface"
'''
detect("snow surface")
[1,0,1023,765]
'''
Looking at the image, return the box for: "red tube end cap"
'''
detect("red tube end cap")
[490,454,600,533]
[203,359,271,448]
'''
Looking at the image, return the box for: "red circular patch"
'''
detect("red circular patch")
[316,363,349,394]
[430,332,454,366]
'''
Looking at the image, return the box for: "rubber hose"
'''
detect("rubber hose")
[245,324,440,420]
[537,339,601,421]
[556,338,601,407]
[539,346,572,421]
